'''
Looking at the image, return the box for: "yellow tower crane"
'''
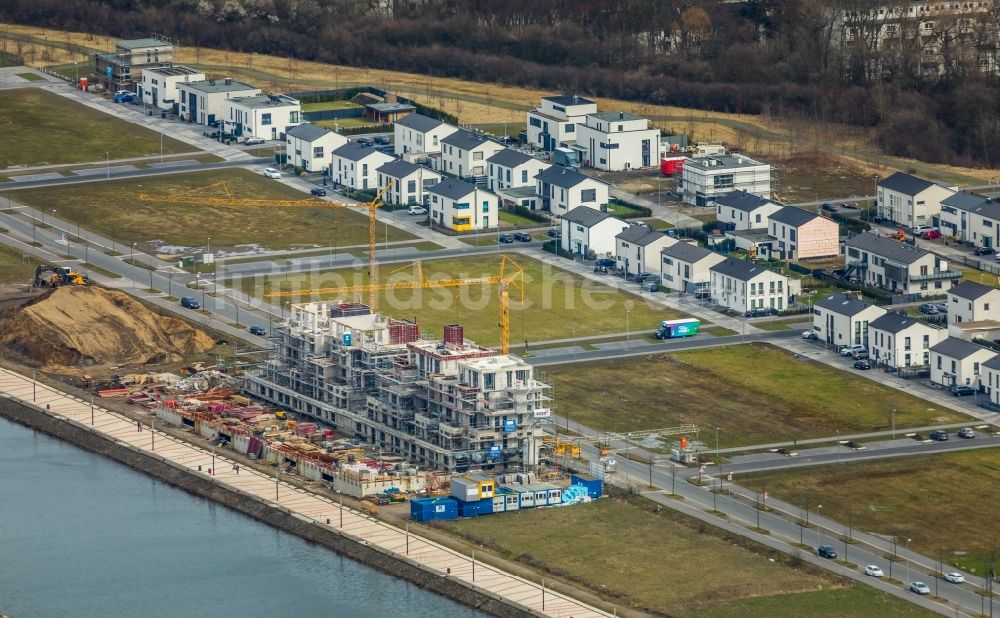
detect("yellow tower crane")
[137,180,393,309]
[264,256,525,354]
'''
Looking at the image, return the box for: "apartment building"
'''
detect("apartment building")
[930,336,995,389]
[486,149,551,193]
[223,94,302,141]
[844,232,960,296]
[615,226,675,277]
[812,293,886,349]
[875,172,954,228]
[709,259,798,314]
[139,64,204,111]
[715,191,781,231]
[329,142,395,191]
[286,123,347,173]
[94,36,175,93]
[766,207,840,260]
[947,280,1000,324]
[525,95,597,151]
[575,111,661,171]
[177,78,260,126]
[535,166,609,216]
[659,241,725,294]
[869,312,943,369]
[439,129,505,181]
[393,113,458,156]
[376,159,442,207]
[681,155,771,207]
[427,179,498,231]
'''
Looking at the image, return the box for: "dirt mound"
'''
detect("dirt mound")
[0,286,215,371]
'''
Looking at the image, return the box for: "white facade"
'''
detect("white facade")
[560,210,629,258]
[440,130,505,180]
[376,161,441,206]
[526,95,597,151]
[930,337,995,388]
[615,227,676,276]
[330,145,394,191]
[575,111,660,171]
[286,125,347,173]
[681,155,772,207]
[811,293,887,349]
[845,232,960,296]
[947,281,1000,325]
[876,172,955,228]
[177,79,260,125]
[428,180,499,232]
[223,95,302,141]
[869,315,943,369]
[659,243,725,293]
[710,260,799,313]
[486,150,551,192]
[140,65,204,111]
[536,167,610,217]
[393,114,458,156]
[715,192,781,231]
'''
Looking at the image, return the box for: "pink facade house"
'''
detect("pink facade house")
[767,207,839,260]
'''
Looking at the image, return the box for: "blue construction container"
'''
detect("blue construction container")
[457,497,494,518]
[571,474,604,499]
[410,497,458,522]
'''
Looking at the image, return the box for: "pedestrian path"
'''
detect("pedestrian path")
[0,367,607,618]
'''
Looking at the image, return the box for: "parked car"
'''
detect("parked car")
[513,232,532,242]
[909,582,931,595]
[114,93,134,104]
[694,289,711,300]
[934,303,948,312]
[355,137,375,146]
[373,135,391,145]
[310,188,327,197]
[498,234,514,244]
[802,330,819,340]
[921,229,942,240]
[594,258,616,268]
[636,272,658,282]
[918,303,939,314]
[744,308,774,318]
[821,203,837,212]
[248,325,267,336]
[950,384,977,397]
[957,427,976,439]
[844,440,867,450]
[864,565,884,577]
[263,167,282,179]
[407,205,427,215]
[640,281,660,292]
[840,344,866,357]
[944,572,966,584]
[546,229,562,239]
[817,545,838,559]
[853,359,872,370]
[243,136,266,145]
[852,349,869,360]
[180,296,201,310]
[912,225,932,235]
[975,246,996,256]
[929,430,949,441]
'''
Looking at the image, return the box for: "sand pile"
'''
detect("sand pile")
[0,286,215,371]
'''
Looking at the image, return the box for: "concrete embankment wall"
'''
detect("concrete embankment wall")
[0,397,541,618]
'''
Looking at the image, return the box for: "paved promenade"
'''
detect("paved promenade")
[0,367,607,618]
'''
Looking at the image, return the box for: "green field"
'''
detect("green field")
[0,89,194,168]
[694,585,935,618]
[545,343,968,447]
[301,100,362,112]
[607,200,649,218]
[13,169,415,251]
[439,497,928,617]
[498,209,544,228]
[228,254,687,345]
[16,72,44,81]
[0,243,41,284]
[315,117,378,130]
[743,449,1000,576]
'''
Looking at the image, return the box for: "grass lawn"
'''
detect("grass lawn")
[607,200,649,218]
[498,209,544,228]
[301,100,361,112]
[544,343,969,447]
[315,117,379,130]
[695,585,936,618]
[742,449,1000,576]
[704,325,738,336]
[0,89,194,168]
[229,254,688,346]
[0,243,41,284]
[16,72,43,81]
[957,265,1000,288]
[439,497,856,617]
[14,168,415,251]
[644,218,675,230]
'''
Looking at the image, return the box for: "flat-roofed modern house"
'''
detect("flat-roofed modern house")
[177,78,261,126]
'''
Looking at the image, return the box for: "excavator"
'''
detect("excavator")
[33,265,89,288]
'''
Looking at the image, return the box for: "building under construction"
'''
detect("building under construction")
[93,36,175,93]
[245,302,550,473]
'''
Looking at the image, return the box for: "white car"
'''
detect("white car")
[407,206,428,215]
[864,565,884,577]
[840,344,865,357]
[912,225,933,235]
[802,330,818,340]
[944,572,966,583]
[909,582,931,595]
[263,167,282,179]
[243,137,266,145]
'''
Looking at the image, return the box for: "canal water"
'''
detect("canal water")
[0,417,482,618]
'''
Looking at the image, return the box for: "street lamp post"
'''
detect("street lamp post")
[625,309,631,340]
[905,538,911,585]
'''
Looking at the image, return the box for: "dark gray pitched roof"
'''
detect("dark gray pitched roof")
[877,172,937,195]
[543,95,594,106]
[661,241,717,264]
[930,336,995,360]
[983,355,1000,371]
[942,191,990,212]
[441,129,500,150]
[870,311,927,334]
[487,148,536,168]
[715,190,772,213]
[616,225,665,246]
[710,258,775,281]
[948,280,995,301]
[845,232,928,265]
[770,206,825,227]
[537,166,594,189]
[377,158,426,178]
[815,293,876,317]
[286,123,329,142]
[394,113,445,132]
[332,141,386,162]
[428,178,476,201]
[563,206,613,227]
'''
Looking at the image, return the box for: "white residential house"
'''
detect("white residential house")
[486,149,550,192]
[981,356,1000,405]
[681,155,771,207]
[766,207,840,260]
[930,336,995,389]
[869,312,943,369]
[376,159,441,206]
[140,65,204,111]
[393,113,458,156]
[536,167,609,217]
[427,179,498,232]
[560,207,629,258]
[285,123,347,173]
[615,226,675,276]
[938,192,1000,244]
[497,187,541,211]
[223,94,302,141]
[715,191,781,231]
[329,142,395,191]
[947,280,1000,324]
[876,171,955,228]
[710,259,799,314]
[844,232,961,296]
[526,95,597,151]
[177,78,260,125]
[575,111,660,171]
[659,242,725,294]
[439,130,505,180]
[812,293,887,349]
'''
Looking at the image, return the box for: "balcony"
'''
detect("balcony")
[909,269,962,283]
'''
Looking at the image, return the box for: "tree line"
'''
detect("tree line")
[4,0,1000,166]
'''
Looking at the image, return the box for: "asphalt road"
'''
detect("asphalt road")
[1,157,272,191]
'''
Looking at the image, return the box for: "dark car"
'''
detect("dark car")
[498,234,514,244]
[513,232,532,242]
[844,440,866,451]
[817,545,838,559]
[975,246,996,256]
[744,308,774,318]
[373,135,391,145]
[594,258,616,268]
[546,229,562,239]
[180,296,201,310]
[950,385,977,397]
[929,430,949,441]
[853,359,872,370]
[821,203,837,212]
[636,272,658,282]
[694,289,711,300]
[310,187,327,197]
[355,137,375,146]
[248,325,267,336]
